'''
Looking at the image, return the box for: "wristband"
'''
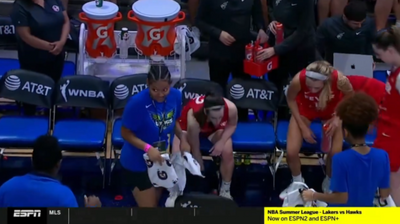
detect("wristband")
[144,144,151,153]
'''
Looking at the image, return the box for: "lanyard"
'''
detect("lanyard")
[151,100,167,140]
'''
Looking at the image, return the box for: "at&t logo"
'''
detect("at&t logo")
[5,75,20,91]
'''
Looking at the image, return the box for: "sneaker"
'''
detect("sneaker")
[279,178,305,200]
[322,176,332,193]
[219,190,233,200]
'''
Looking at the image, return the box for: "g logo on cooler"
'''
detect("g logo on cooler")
[195,96,204,104]
[96,26,108,39]
[149,28,161,40]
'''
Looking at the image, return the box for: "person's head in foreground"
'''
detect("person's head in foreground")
[373,26,400,66]
[147,64,172,102]
[343,0,367,30]
[301,93,391,206]
[304,60,334,109]
[336,92,378,143]
[32,135,63,176]
[193,91,226,127]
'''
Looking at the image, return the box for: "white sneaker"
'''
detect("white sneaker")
[219,190,233,200]
[322,176,332,193]
[279,178,305,199]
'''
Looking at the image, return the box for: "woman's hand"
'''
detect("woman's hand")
[301,126,317,144]
[255,47,275,61]
[147,147,164,165]
[301,190,315,202]
[210,140,224,156]
[268,21,278,35]
[219,31,236,46]
[49,40,66,55]
[84,195,102,207]
[257,29,268,44]
[324,116,340,137]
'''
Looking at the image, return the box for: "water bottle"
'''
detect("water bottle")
[321,124,332,153]
[275,23,284,45]
[119,27,129,59]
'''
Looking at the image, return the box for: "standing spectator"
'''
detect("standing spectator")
[375,0,395,31]
[256,0,316,110]
[302,93,390,207]
[11,0,70,115]
[195,0,267,121]
[372,26,400,205]
[0,135,102,207]
[316,1,376,64]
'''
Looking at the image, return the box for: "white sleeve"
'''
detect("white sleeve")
[397,75,400,93]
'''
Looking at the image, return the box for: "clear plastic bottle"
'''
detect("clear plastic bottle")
[321,124,332,153]
[119,27,129,59]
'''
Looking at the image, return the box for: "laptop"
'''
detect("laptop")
[333,53,374,78]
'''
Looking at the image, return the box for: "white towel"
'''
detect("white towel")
[373,188,396,207]
[165,152,204,207]
[143,153,178,189]
[173,25,201,61]
[281,182,327,207]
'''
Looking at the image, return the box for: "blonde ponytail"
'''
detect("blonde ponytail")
[305,61,334,110]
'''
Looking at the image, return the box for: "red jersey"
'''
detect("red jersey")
[374,67,400,171]
[296,69,342,121]
[179,96,229,136]
[347,75,385,105]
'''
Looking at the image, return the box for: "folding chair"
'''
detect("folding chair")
[52,75,110,187]
[108,74,148,184]
[0,69,54,160]
[226,78,280,188]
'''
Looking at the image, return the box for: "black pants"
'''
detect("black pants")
[208,58,251,121]
[19,54,64,115]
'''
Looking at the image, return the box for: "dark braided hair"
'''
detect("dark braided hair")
[147,64,172,85]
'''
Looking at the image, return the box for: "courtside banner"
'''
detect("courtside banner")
[264,208,397,223]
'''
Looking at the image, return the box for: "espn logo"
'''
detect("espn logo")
[13,210,41,217]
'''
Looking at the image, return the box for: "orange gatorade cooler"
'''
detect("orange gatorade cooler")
[79,1,122,58]
[128,0,185,56]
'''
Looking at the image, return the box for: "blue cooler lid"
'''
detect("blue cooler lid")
[82,1,119,20]
[132,0,180,22]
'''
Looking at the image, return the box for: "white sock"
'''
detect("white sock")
[396,20,400,27]
[221,181,231,191]
[325,176,331,181]
[293,174,303,182]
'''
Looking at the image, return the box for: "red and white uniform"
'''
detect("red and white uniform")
[179,96,229,137]
[296,69,342,121]
[347,75,386,105]
[374,67,400,172]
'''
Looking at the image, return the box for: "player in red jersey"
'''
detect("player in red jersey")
[281,60,354,197]
[372,26,400,205]
[346,75,386,105]
[172,91,238,199]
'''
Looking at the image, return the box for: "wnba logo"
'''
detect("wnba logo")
[149,28,163,41]
[96,26,108,39]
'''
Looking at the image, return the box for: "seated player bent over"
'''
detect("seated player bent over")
[172,91,238,199]
[346,75,386,105]
[283,60,353,196]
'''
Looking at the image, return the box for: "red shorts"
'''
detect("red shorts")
[374,134,400,172]
[299,105,333,121]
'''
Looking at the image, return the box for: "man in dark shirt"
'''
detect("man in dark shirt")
[316,1,376,64]
[195,0,267,121]
[0,135,101,207]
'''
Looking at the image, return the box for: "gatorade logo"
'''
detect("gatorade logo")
[141,25,171,47]
[149,28,161,41]
[96,26,108,39]
[267,61,273,71]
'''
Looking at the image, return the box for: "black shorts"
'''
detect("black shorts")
[122,166,153,191]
